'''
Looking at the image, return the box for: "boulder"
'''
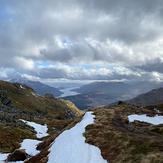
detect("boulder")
[117,101,125,105]
[44,93,55,99]
[7,149,28,161]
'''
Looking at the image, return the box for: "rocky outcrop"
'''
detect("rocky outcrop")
[0,90,11,106]
[61,99,83,118]
[44,93,56,99]
[7,149,28,161]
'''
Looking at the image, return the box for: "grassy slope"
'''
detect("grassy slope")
[0,123,36,153]
[0,81,65,118]
[0,80,82,153]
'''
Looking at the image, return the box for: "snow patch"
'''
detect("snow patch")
[31,92,38,97]
[48,112,108,163]
[0,139,41,162]
[154,108,161,113]
[0,121,46,162]
[0,153,9,161]
[20,85,25,89]
[128,114,163,125]
[20,139,41,156]
[20,119,48,138]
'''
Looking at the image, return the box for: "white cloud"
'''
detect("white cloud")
[1,0,163,83]
[14,57,35,70]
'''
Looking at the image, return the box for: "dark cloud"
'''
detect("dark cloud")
[137,58,163,73]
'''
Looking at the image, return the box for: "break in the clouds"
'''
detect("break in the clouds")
[1,0,163,83]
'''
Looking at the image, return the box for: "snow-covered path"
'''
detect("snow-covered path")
[48,112,108,163]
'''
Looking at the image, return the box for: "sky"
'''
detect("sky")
[1,0,163,85]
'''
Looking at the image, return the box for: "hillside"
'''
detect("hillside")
[74,82,128,94]
[0,80,82,159]
[65,81,163,109]
[1,80,163,162]
[128,87,163,106]
[64,82,130,109]
[26,103,163,163]
[64,92,118,109]
[84,104,163,162]
[11,78,62,97]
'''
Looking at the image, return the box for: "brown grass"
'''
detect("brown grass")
[0,80,82,119]
[85,105,163,163]
[0,123,36,153]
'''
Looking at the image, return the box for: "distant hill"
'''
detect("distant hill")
[127,87,163,106]
[65,82,131,109]
[65,81,163,109]
[64,92,120,109]
[74,81,129,95]
[11,78,62,97]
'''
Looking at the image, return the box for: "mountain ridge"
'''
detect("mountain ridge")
[10,78,62,97]
[127,87,163,106]
[65,81,163,109]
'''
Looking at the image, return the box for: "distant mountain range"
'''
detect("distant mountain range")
[9,79,163,109]
[127,87,163,106]
[10,78,62,97]
[64,81,163,109]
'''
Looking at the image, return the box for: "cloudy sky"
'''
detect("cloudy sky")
[1,0,163,85]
